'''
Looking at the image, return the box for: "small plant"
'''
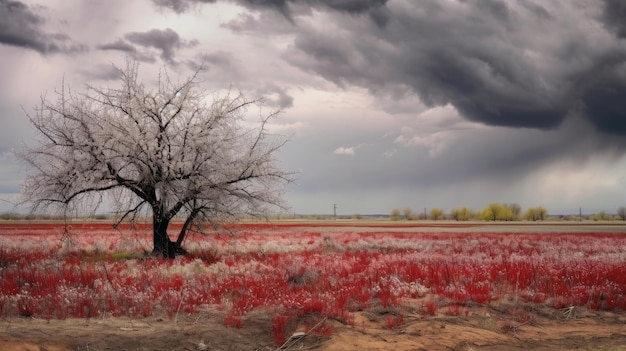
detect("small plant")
[271,313,291,346]
[422,299,438,316]
[499,320,520,334]
[385,314,404,329]
[508,308,536,324]
[445,304,468,316]
[17,296,36,317]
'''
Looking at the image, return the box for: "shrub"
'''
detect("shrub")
[450,207,472,221]
[390,208,401,221]
[429,208,444,221]
[523,206,547,221]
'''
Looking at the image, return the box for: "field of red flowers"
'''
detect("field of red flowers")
[1,221,626,350]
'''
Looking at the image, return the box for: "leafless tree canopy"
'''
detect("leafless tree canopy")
[20,61,294,257]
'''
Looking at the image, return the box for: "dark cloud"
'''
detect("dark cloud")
[239,0,289,17]
[97,39,158,63]
[0,0,87,54]
[518,1,551,21]
[233,0,388,25]
[307,0,387,14]
[235,0,388,15]
[283,1,569,129]
[467,0,510,23]
[602,0,626,38]
[402,47,566,129]
[583,81,626,135]
[367,5,390,27]
[124,28,195,64]
[152,0,216,13]
[97,39,136,53]
[275,1,626,135]
[275,89,294,109]
[152,0,387,22]
[258,85,294,109]
[577,51,626,134]
[222,10,296,35]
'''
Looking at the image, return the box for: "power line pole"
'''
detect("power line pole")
[333,203,337,219]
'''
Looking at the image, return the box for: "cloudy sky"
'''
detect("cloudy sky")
[1,0,626,216]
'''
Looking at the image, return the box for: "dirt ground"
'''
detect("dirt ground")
[2,301,626,351]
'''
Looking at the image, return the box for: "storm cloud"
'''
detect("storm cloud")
[602,0,626,38]
[97,39,137,53]
[124,28,196,64]
[152,0,216,13]
[0,0,86,54]
[172,0,625,136]
[152,0,387,16]
[281,1,626,135]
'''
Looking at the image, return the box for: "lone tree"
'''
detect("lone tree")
[20,62,293,257]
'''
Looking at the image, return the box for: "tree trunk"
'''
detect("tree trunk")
[175,210,199,247]
[152,217,186,258]
[152,216,171,258]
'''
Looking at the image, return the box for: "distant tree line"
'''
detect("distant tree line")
[390,204,626,222]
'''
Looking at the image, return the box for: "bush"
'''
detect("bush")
[523,206,547,221]
[403,207,416,220]
[450,207,472,221]
[429,208,444,221]
[590,211,612,221]
[390,208,401,221]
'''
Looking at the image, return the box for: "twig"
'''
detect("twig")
[174,291,185,327]
[559,306,574,321]
[276,316,328,351]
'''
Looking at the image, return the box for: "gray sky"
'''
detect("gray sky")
[2,0,626,216]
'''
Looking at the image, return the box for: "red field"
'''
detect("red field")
[1,221,626,350]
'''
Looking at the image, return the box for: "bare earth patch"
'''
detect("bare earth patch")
[2,302,625,351]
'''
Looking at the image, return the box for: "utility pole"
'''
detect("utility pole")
[333,203,337,219]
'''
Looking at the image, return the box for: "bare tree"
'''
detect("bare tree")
[19,61,294,258]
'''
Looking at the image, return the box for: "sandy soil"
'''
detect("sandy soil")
[2,300,626,351]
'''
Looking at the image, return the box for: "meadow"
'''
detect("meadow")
[1,221,626,349]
